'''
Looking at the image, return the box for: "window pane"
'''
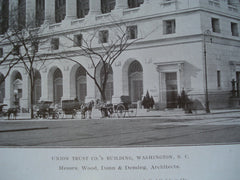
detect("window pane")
[212,18,220,33]
[231,22,239,36]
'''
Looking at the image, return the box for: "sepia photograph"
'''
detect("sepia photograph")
[0,0,240,179]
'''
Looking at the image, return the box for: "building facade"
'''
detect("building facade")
[0,0,240,111]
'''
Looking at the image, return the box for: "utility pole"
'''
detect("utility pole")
[203,30,211,113]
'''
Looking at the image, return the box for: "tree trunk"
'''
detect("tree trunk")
[99,88,106,103]
[30,82,34,119]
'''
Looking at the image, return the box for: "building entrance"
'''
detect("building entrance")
[166,72,178,108]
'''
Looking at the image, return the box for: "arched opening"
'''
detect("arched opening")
[128,0,144,8]
[33,70,41,104]
[128,60,143,103]
[0,73,5,103]
[53,68,63,104]
[76,65,87,102]
[55,0,66,23]
[100,64,113,102]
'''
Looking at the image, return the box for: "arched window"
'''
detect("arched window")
[128,60,143,103]
[55,0,66,23]
[77,0,89,18]
[76,66,87,102]
[12,72,23,107]
[53,68,63,104]
[0,74,5,103]
[128,0,144,8]
[100,65,113,102]
[33,70,41,104]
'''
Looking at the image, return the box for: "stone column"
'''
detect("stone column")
[44,0,55,24]
[85,68,96,102]
[39,68,49,101]
[20,72,30,110]
[112,62,124,104]
[177,63,184,94]
[65,0,77,20]
[62,67,73,100]
[88,0,101,15]
[26,0,36,27]
[115,0,128,9]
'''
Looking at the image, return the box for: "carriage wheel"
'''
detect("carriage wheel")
[58,111,64,119]
[127,108,137,117]
[53,112,59,119]
[117,104,125,118]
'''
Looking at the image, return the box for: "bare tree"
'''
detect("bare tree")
[60,18,152,102]
[0,7,48,118]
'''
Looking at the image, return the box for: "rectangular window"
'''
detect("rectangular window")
[217,70,221,87]
[231,22,239,36]
[36,0,45,27]
[0,48,3,58]
[32,42,39,53]
[209,0,220,7]
[12,45,20,55]
[212,18,220,33]
[0,0,9,34]
[228,0,235,5]
[73,34,82,46]
[128,0,144,8]
[51,38,59,50]
[18,0,26,30]
[77,0,89,18]
[99,30,109,43]
[164,20,176,34]
[127,26,138,39]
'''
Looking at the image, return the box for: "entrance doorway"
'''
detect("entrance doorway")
[166,72,178,108]
[128,60,143,103]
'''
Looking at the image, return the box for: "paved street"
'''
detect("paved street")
[0,111,240,147]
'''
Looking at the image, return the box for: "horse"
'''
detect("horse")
[81,100,95,119]
[94,99,114,118]
[7,108,18,120]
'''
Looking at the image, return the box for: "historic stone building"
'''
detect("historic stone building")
[0,0,240,111]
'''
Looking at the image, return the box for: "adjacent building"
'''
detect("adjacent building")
[0,0,240,111]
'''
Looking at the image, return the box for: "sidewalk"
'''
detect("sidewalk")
[2,108,240,120]
[135,108,240,117]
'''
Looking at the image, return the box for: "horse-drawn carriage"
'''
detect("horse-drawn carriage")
[61,99,94,119]
[33,96,136,119]
[34,101,59,119]
[96,96,137,118]
[61,99,81,118]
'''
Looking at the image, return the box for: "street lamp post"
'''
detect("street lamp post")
[203,30,211,113]
[14,89,18,107]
